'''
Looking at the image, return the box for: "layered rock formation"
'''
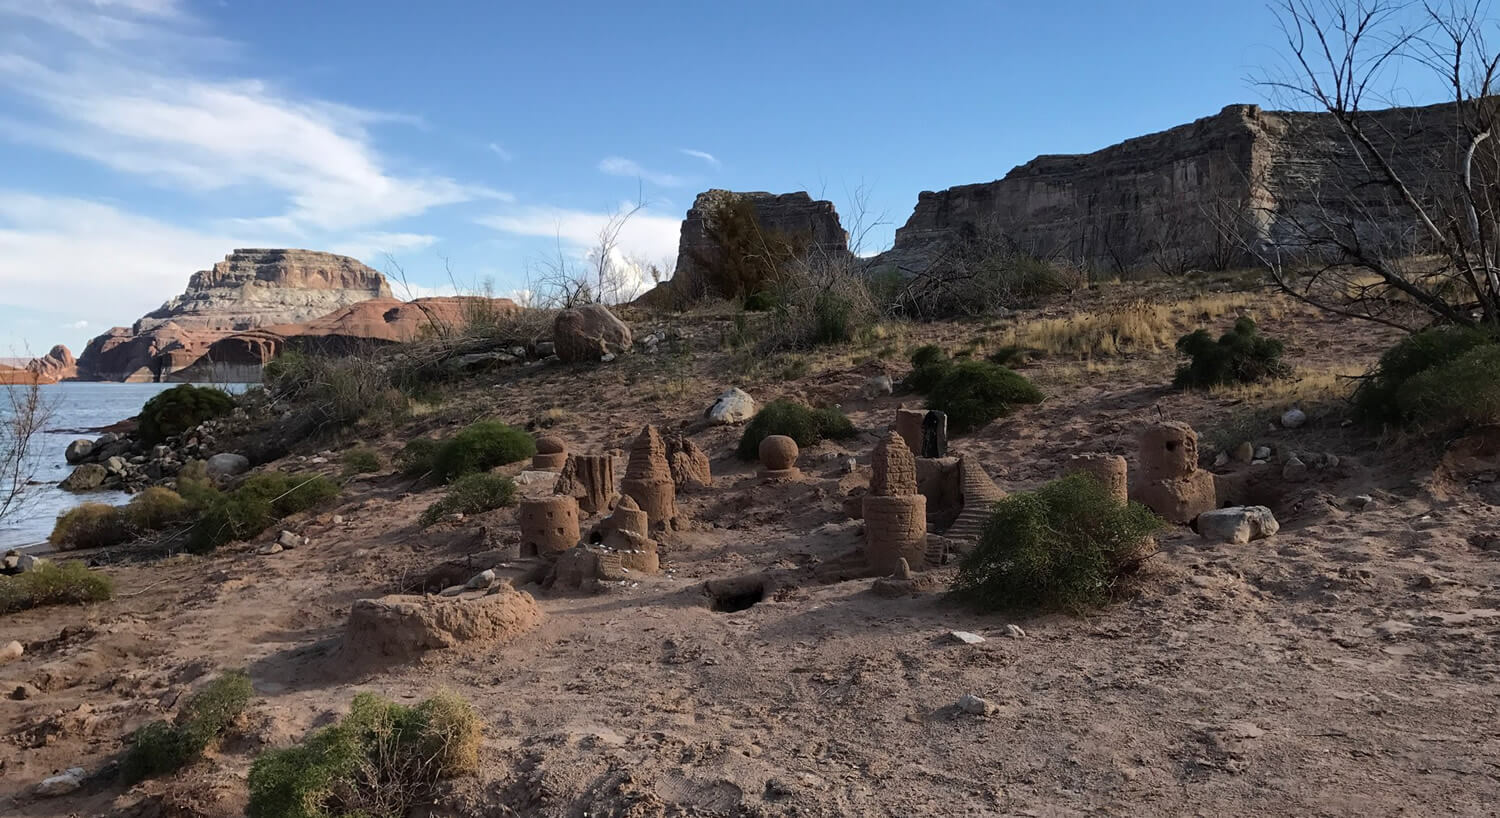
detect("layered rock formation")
[656,190,852,302]
[872,101,1469,275]
[0,346,76,384]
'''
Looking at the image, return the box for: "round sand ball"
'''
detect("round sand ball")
[759,435,800,471]
[535,435,566,455]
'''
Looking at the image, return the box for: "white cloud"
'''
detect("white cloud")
[0,192,251,329]
[598,156,689,188]
[477,204,682,300]
[62,320,89,330]
[488,142,514,162]
[329,232,439,263]
[679,148,720,167]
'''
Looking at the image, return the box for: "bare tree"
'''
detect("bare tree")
[1253,0,1500,330]
[529,187,652,309]
[0,379,54,527]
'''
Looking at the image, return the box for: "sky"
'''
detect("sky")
[0,0,1464,355]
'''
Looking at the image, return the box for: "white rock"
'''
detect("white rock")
[1005,624,1026,639]
[949,630,986,645]
[1351,494,1375,510]
[1281,407,1307,429]
[256,543,283,556]
[0,640,23,664]
[466,569,497,590]
[957,693,995,715]
[1213,452,1229,467]
[515,470,561,487]
[865,375,894,397]
[1254,446,1272,460]
[35,768,84,797]
[331,515,345,525]
[705,387,756,425]
[841,456,858,475]
[277,530,306,550]
[1197,506,1280,544]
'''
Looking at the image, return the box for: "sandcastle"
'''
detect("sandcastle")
[1129,421,1218,523]
[532,435,568,471]
[946,455,1006,541]
[554,453,617,515]
[1068,452,1129,505]
[863,430,928,574]
[666,434,712,489]
[518,495,581,557]
[758,435,801,479]
[895,408,948,458]
[620,425,677,530]
[590,495,660,574]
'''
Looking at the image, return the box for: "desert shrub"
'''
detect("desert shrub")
[1392,343,1500,432]
[138,385,235,446]
[188,473,338,553]
[735,399,857,460]
[340,447,383,477]
[924,360,1043,433]
[0,560,113,614]
[690,194,811,300]
[120,670,254,784]
[809,289,858,345]
[431,421,535,483]
[905,345,955,393]
[743,290,778,312]
[765,266,879,350]
[124,486,190,531]
[264,350,407,429]
[419,473,517,527]
[246,691,481,818]
[49,503,131,549]
[396,438,441,477]
[893,248,1086,317]
[1352,326,1497,426]
[952,473,1163,612]
[1173,317,1289,389]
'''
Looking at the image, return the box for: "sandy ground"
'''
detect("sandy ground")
[4,290,1500,816]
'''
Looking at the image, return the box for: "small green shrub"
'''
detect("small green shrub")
[49,503,130,549]
[246,692,481,818]
[1353,326,1496,426]
[1173,317,1289,389]
[138,384,235,446]
[0,560,113,614]
[925,360,1043,433]
[264,350,408,429]
[952,473,1163,612]
[905,345,955,393]
[419,473,517,527]
[124,486,190,531]
[735,399,857,460]
[340,447,383,477]
[188,473,338,553]
[431,421,535,483]
[743,290,778,312]
[1393,343,1500,432]
[810,289,859,345]
[397,438,441,477]
[120,670,254,784]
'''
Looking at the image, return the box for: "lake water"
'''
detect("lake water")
[0,383,248,550]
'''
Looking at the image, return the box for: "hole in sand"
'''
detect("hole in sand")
[710,582,765,613]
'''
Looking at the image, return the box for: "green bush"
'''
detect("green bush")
[0,560,113,614]
[953,474,1163,612]
[1353,326,1496,426]
[124,486,190,531]
[188,473,339,553]
[419,473,517,527]
[810,289,859,346]
[905,345,955,393]
[736,399,858,460]
[49,503,131,549]
[340,447,383,477]
[1393,343,1500,432]
[138,385,235,446]
[264,349,408,429]
[120,670,254,784]
[397,438,441,477]
[431,421,535,483]
[743,290,778,312]
[1173,317,1289,389]
[247,692,481,818]
[925,360,1042,434]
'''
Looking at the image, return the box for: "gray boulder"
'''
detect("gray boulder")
[60,463,107,491]
[705,387,756,425]
[205,453,250,480]
[553,304,632,363]
[1197,506,1280,544]
[103,456,128,476]
[64,439,94,464]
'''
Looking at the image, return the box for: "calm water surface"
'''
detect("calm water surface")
[0,383,248,549]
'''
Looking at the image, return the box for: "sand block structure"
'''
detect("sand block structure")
[1068,452,1129,505]
[1130,421,1218,524]
[863,495,929,575]
[519,495,581,557]
[591,495,661,574]
[946,455,1006,541]
[666,434,712,489]
[620,425,678,530]
[343,587,541,664]
[758,435,802,479]
[555,453,617,516]
[533,435,568,471]
[870,430,918,496]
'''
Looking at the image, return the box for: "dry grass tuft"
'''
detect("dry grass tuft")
[997,293,1282,359]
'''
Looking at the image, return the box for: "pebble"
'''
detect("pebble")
[1283,456,1309,482]
[331,515,344,525]
[277,530,305,550]
[1213,452,1229,467]
[841,457,858,475]
[35,768,85,797]
[1233,442,1255,463]
[0,640,22,664]
[1005,624,1026,639]
[466,569,497,590]
[1254,446,1272,460]
[958,693,995,715]
[256,543,283,556]
[1351,494,1374,510]
[1281,407,1307,428]
[949,631,985,645]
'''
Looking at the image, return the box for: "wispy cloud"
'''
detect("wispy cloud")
[488,142,514,162]
[329,232,439,263]
[477,203,682,298]
[679,148,720,167]
[598,156,689,188]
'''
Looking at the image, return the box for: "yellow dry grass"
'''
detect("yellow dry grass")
[998,293,1283,359]
[1209,365,1361,405]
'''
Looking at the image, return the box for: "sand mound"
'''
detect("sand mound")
[343,586,542,665]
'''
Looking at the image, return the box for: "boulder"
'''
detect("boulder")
[103,456,128,476]
[553,304,632,363]
[1197,506,1280,544]
[64,439,94,464]
[343,587,542,664]
[0,640,22,664]
[34,767,85,797]
[1281,407,1307,429]
[205,453,250,480]
[59,463,107,491]
[705,387,756,425]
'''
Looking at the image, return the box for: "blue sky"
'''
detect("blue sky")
[0,0,1457,355]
